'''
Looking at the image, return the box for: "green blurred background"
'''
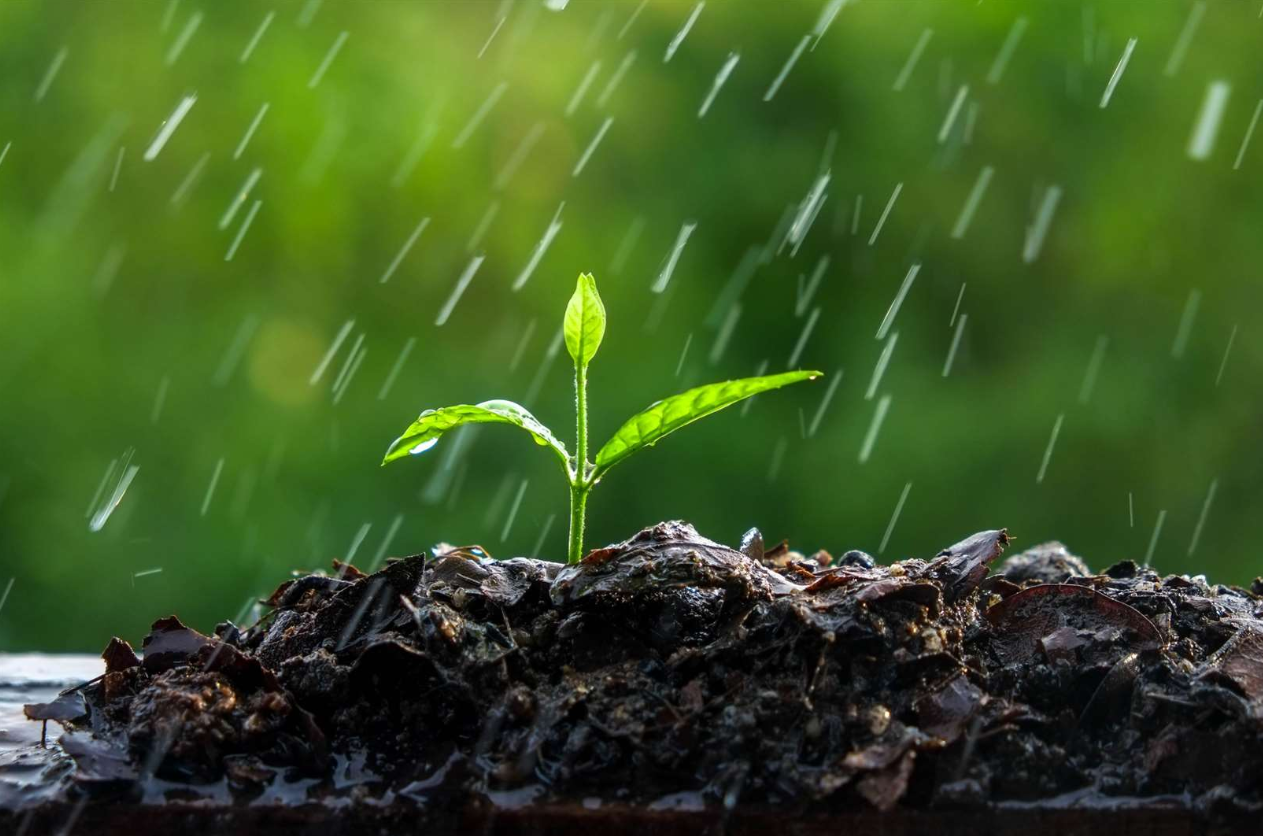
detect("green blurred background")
[1,0,1259,651]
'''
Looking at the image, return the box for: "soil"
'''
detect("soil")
[5,521,1263,834]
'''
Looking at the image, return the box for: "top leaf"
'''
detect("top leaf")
[563,272,606,368]
[382,399,569,470]
[593,370,822,476]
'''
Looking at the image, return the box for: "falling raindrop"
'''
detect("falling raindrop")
[942,316,967,377]
[379,217,431,284]
[787,306,820,368]
[308,31,349,89]
[368,513,405,571]
[766,436,788,482]
[858,394,892,464]
[219,167,263,230]
[224,199,262,261]
[494,121,545,190]
[501,478,529,541]
[807,369,842,437]
[572,117,614,177]
[937,85,968,143]
[169,151,210,208]
[1144,509,1167,564]
[1233,100,1263,170]
[33,46,68,102]
[596,50,637,107]
[310,319,356,386]
[143,94,197,161]
[985,16,1028,84]
[435,256,484,326]
[513,202,564,290]
[1163,1,1205,77]
[1077,335,1108,404]
[531,513,557,557]
[1099,38,1137,108]
[1022,184,1062,263]
[1187,81,1231,161]
[866,331,898,399]
[478,16,508,59]
[868,182,903,246]
[616,0,648,40]
[239,11,275,63]
[1214,324,1238,387]
[391,117,441,189]
[212,314,261,386]
[377,337,417,400]
[794,255,829,316]
[565,61,602,116]
[810,0,847,49]
[611,215,646,275]
[764,35,810,101]
[108,147,125,192]
[949,282,967,327]
[879,482,913,554]
[1187,478,1219,556]
[708,303,741,365]
[892,29,932,91]
[652,221,697,293]
[201,458,225,517]
[233,102,270,160]
[675,333,694,377]
[876,263,919,339]
[1035,413,1064,484]
[1170,288,1201,359]
[951,166,994,240]
[698,52,740,118]
[165,11,203,66]
[150,375,171,425]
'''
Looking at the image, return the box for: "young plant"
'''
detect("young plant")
[383,273,821,563]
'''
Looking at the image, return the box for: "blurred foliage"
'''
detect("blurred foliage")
[1,0,1259,651]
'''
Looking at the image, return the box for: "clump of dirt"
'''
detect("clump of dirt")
[14,521,1263,822]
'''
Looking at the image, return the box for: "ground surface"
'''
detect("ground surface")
[3,522,1263,834]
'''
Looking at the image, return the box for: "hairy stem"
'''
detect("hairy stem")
[567,362,590,563]
[567,482,588,565]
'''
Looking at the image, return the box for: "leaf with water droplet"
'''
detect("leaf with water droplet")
[593,370,822,476]
[563,272,605,369]
[382,400,569,470]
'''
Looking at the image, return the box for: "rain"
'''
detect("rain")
[867,182,903,245]
[1233,100,1263,170]
[652,220,698,294]
[142,93,197,161]
[1035,413,1064,485]
[942,315,967,377]
[1187,81,1231,161]
[572,116,613,176]
[1,4,1260,771]
[858,394,892,464]
[950,166,993,239]
[1099,38,1137,108]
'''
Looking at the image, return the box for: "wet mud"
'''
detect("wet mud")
[4,521,1263,833]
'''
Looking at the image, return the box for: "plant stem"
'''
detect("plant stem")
[567,482,588,565]
[567,362,589,563]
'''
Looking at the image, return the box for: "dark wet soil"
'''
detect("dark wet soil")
[5,522,1263,834]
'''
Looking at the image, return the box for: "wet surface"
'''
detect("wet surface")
[3,525,1263,833]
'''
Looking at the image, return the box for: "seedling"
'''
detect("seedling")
[383,273,821,563]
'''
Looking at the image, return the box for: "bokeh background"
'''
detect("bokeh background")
[1,0,1259,651]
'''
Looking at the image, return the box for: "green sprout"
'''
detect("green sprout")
[383,273,822,563]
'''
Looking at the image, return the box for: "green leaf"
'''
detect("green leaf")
[382,399,569,469]
[563,272,606,368]
[593,370,823,475]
